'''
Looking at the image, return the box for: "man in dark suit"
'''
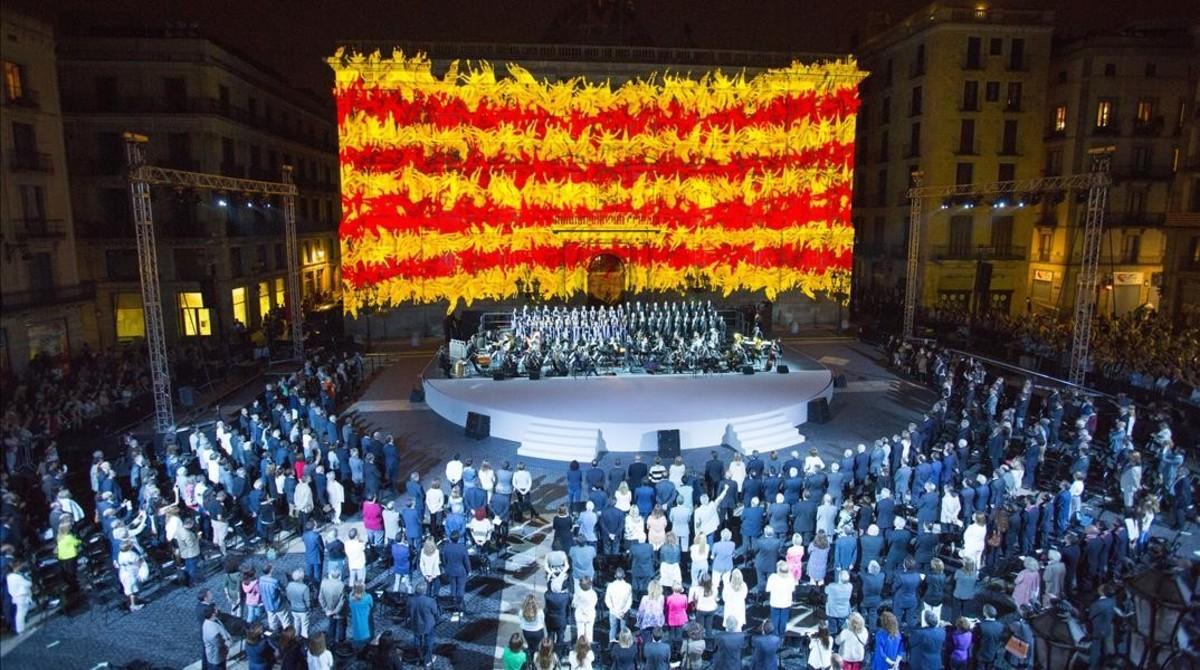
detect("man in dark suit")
[409,581,441,666]
[907,610,947,670]
[642,627,672,670]
[713,617,747,670]
[976,604,1005,670]
[626,455,648,489]
[754,527,783,594]
[607,459,626,495]
[1088,584,1117,670]
[440,534,471,621]
[302,521,324,584]
[750,621,782,670]
[704,451,726,499]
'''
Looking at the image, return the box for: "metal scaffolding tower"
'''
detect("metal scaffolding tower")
[903,152,1112,384]
[124,132,303,446]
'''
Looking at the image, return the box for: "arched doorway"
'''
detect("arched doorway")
[587,254,625,305]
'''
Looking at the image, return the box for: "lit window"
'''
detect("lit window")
[1136,99,1155,124]
[258,281,271,321]
[1054,106,1067,132]
[275,277,285,307]
[115,292,145,339]
[178,292,212,336]
[231,287,248,327]
[1095,100,1113,128]
[3,61,24,102]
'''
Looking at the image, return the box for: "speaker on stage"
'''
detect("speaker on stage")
[741,365,755,375]
[409,386,425,403]
[776,365,789,374]
[493,371,506,381]
[808,398,832,424]
[657,429,681,458]
[466,412,491,440]
[528,369,541,381]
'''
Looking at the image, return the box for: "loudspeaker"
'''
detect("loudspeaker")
[466,412,491,440]
[528,369,541,380]
[492,371,506,381]
[657,429,681,458]
[409,387,425,403]
[741,365,755,375]
[808,397,831,424]
[776,365,789,374]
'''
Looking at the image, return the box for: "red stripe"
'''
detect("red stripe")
[342,243,853,288]
[336,83,860,138]
[339,183,854,240]
[340,141,855,186]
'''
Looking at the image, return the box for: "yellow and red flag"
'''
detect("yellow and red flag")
[330,50,865,315]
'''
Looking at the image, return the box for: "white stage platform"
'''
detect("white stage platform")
[423,360,833,462]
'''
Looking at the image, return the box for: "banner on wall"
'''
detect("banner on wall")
[328,50,866,314]
[1113,272,1144,286]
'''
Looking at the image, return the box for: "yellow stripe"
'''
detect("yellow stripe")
[329,51,866,117]
[341,222,855,267]
[342,164,852,213]
[343,263,847,316]
[339,116,857,165]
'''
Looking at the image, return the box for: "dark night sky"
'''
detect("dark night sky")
[10,0,1199,97]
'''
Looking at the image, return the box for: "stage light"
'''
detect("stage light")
[994,199,1008,208]
[940,199,951,210]
[245,202,253,208]
[217,198,228,207]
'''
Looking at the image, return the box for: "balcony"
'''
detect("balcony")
[1092,123,1121,137]
[1132,117,1165,137]
[9,151,53,173]
[1,90,39,109]
[1108,213,1166,227]
[0,282,96,312]
[1044,128,1066,141]
[11,218,67,238]
[933,244,1027,261]
[1113,166,1176,182]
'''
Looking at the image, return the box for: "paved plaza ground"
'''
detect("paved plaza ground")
[0,339,1193,669]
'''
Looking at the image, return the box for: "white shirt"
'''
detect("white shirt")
[426,488,445,515]
[345,538,366,569]
[940,494,962,525]
[721,581,747,626]
[668,464,686,486]
[307,650,333,670]
[605,579,633,617]
[808,637,833,669]
[836,628,868,662]
[445,460,463,484]
[6,572,31,601]
[688,584,719,612]
[765,572,795,609]
[420,550,441,580]
[326,478,344,508]
[803,455,825,474]
[512,470,532,494]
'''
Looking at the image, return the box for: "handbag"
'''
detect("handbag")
[1004,635,1030,659]
[137,559,150,583]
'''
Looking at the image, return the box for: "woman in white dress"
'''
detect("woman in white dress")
[419,537,441,592]
[116,540,145,610]
[614,481,633,513]
[624,507,646,544]
[961,512,988,569]
[727,453,746,494]
[668,456,687,487]
[721,569,748,631]
[326,473,345,524]
[689,533,710,587]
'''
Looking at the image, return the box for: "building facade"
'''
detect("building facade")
[853,3,1055,316]
[56,27,341,349]
[1036,25,1195,317]
[1162,28,1200,326]
[0,9,96,373]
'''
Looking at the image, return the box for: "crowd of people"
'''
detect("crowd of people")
[2,323,1197,669]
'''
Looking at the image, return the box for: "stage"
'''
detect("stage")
[422,355,834,462]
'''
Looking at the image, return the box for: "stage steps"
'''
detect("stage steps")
[518,420,602,462]
[725,411,802,455]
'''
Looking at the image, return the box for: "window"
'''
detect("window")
[3,61,25,102]
[167,133,192,168]
[962,81,979,110]
[275,277,285,307]
[1053,105,1067,132]
[18,185,46,227]
[105,250,139,280]
[913,44,925,76]
[879,130,889,162]
[876,169,888,206]
[1128,190,1146,216]
[1005,82,1023,111]
[275,243,285,268]
[959,119,975,154]
[1001,120,1018,155]
[221,137,235,166]
[956,162,974,186]
[1095,100,1114,129]
[989,38,1003,56]
[985,81,999,103]
[231,287,248,327]
[218,85,230,112]
[230,247,243,277]
[1045,149,1063,176]
[12,121,36,157]
[164,77,187,111]
[1103,63,1116,77]
[178,292,212,336]
[1121,234,1141,263]
[998,163,1016,182]
[1009,39,1025,70]
[991,216,1014,254]
[174,249,209,281]
[114,293,145,340]
[258,281,271,321]
[1136,98,1156,127]
[1174,147,1182,173]
[950,215,973,257]
[884,58,893,86]
[910,86,922,116]
[1179,100,1189,133]
[907,122,921,157]
[1145,63,1157,78]
[966,36,982,69]
[1133,147,1151,173]
[881,97,890,124]
[1037,232,1053,262]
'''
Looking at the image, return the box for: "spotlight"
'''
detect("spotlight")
[940,199,951,210]
[994,199,1007,208]
[245,202,253,208]
[963,198,975,209]
[217,198,228,207]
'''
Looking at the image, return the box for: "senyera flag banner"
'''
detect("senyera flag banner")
[329,49,865,315]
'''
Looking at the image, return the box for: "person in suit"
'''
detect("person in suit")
[440,534,471,621]
[975,604,1005,670]
[1088,584,1117,670]
[906,610,947,670]
[302,521,324,584]
[713,616,747,670]
[751,620,782,670]
[409,581,440,666]
[642,626,672,670]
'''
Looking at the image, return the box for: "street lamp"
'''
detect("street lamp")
[1029,601,1087,670]
[1125,560,1193,669]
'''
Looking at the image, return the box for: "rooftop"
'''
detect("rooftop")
[858,2,1055,55]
